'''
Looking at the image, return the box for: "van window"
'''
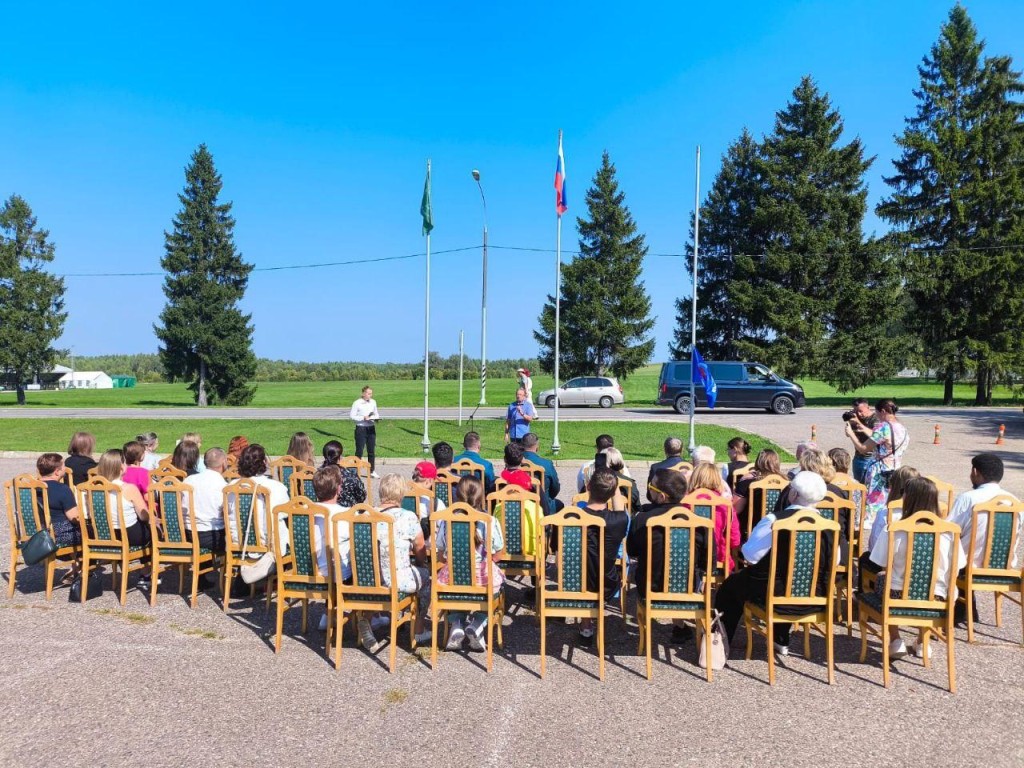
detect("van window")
[745,364,773,382]
[709,362,744,382]
[671,363,690,381]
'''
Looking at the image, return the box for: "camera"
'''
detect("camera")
[842,410,858,422]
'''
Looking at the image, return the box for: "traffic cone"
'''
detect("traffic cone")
[933,424,941,445]
[811,424,817,442]
[996,424,1005,445]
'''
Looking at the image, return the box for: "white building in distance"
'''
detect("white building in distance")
[59,371,113,390]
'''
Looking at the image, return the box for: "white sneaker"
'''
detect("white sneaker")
[358,617,383,652]
[446,623,466,651]
[466,622,487,652]
[318,614,328,631]
[889,638,908,660]
[370,471,380,479]
[909,643,928,661]
[773,641,790,657]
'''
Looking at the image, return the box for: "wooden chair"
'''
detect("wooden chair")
[328,504,418,672]
[857,512,959,692]
[925,476,954,518]
[4,474,80,598]
[571,491,589,507]
[146,477,218,608]
[289,468,317,500]
[58,471,76,494]
[274,497,331,654]
[434,469,461,508]
[489,485,543,582]
[520,459,546,491]
[746,475,789,538]
[538,507,607,680]
[149,466,186,484]
[222,467,240,482]
[225,454,238,470]
[429,502,505,671]
[743,511,840,685]
[833,474,869,555]
[669,462,694,475]
[76,478,152,606]
[814,492,856,634]
[338,456,372,501]
[270,456,307,492]
[451,458,485,481]
[956,495,1024,645]
[221,479,274,612]
[729,462,755,490]
[157,456,177,472]
[616,477,636,515]
[86,467,100,480]
[636,506,715,681]
[402,482,435,519]
[680,490,731,579]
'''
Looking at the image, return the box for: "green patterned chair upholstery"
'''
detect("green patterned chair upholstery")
[429,502,505,671]
[273,497,331,654]
[538,507,607,680]
[955,495,1024,645]
[451,458,485,482]
[76,477,151,606]
[221,479,275,612]
[147,477,217,608]
[270,456,306,496]
[4,474,80,600]
[636,506,715,681]
[489,485,542,583]
[402,482,434,522]
[747,475,789,539]
[815,492,856,635]
[857,511,960,692]
[743,510,840,686]
[289,469,317,501]
[329,503,417,673]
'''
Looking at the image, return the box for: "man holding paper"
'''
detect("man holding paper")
[350,385,380,477]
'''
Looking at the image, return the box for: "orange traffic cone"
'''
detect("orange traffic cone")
[811,424,817,442]
[996,424,1005,445]
[933,424,941,445]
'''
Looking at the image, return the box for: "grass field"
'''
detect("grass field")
[1,367,1018,408]
[0,417,792,462]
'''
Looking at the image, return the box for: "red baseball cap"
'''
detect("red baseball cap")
[415,461,438,479]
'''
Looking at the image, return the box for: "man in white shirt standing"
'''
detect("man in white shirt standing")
[184,447,228,589]
[948,453,1019,625]
[350,385,380,478]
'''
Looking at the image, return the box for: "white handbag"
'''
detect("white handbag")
[697,609,729,671]
[237,498,276,584]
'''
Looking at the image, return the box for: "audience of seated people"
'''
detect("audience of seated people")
[453,431,495,492]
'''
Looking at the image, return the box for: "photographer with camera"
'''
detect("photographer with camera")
[842,398,878,483]
[844,398,909,534]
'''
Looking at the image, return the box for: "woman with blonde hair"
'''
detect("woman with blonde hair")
[733,448,784,530]
[287,431,315,467]
[600,446,640,512]
[685,461,741,573]
[181,432,206,471]
[95,449,154,589]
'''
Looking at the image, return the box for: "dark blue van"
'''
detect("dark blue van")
[657,360,805,414]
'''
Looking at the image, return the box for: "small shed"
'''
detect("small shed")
[58,371,114,390]
[111,376,137,388]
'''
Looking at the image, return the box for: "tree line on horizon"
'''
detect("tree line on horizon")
[1,5,1021,406]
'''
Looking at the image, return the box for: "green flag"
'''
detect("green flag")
[420,161,433,236]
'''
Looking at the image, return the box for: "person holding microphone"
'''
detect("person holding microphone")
[350,385,380,478]
[505,387,537,445]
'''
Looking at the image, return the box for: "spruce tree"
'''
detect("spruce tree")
[155,145,257,406]
[0,195,67,405]
[877,5,1024,404]
[535,152,655,380]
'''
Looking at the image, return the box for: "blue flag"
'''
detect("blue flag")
[692,347,717,409]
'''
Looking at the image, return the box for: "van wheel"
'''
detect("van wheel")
[546,396,557,408]
[771,395,795,415]
[673,394,692,415]
[598,396,613,409]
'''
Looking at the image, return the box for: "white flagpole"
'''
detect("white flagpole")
[458,329,465,426]
[688,146,701,454]
[421,159,432,452]
[553,213,562,454]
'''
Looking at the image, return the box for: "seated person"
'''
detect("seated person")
[320,440,368,507]
[522,432,561,514]
[733,449,785,538]
[376,474,432,646]
[432,441,455,471]
[577,470,629,647]
[685,461,741,574]
[828,447,852,477]
[867,477,965,659]
[501,442,552,512]
[36,453,83,560]
[601,447,640,513]
[577,434,632,492]
[122,441,151,497]
[714,471,831,655]
[183,448,229,581]
[859,466,920,590]
[312,465,349,631]
[65,431,97,487]
[453,432,495,492]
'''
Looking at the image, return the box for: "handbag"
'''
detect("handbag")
[22,529,58,565]
[697,609,729,670]
[69,569,104,601]
[236,495,276,584]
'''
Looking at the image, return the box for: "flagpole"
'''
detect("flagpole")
[458,329,464,427]
[553,212,562,455]
[421,159,432,452]
[688,146,701,454]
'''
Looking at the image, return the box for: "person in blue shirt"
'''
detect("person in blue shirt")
[453,431,496,493]
[521,432,561,514]
[505,388,536,445]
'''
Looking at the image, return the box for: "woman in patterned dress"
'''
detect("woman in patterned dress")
[846,398,909,535]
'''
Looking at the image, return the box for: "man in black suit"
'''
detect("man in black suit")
[646,437,685,502]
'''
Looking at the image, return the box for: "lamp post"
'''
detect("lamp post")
[472,169,488,406]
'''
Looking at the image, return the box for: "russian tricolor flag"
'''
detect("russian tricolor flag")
[554,132,568,216]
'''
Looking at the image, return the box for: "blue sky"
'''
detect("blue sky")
[2,1,1022,364]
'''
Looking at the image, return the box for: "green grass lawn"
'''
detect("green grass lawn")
[0,366,1016,409]
[0,417,791,463]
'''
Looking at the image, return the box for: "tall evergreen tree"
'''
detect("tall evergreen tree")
[535,152,655,380]
[877,5,1024,404]
[155,145,256,406]
[0,195,67,405]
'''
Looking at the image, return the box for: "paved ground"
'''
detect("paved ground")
[2,450,1024,766]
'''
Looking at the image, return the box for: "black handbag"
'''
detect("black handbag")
[22,529,58,565]
[69,570,104,601]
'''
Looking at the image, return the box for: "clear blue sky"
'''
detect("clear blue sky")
[2,1,1022,364]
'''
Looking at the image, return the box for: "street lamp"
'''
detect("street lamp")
[472,169,488,405]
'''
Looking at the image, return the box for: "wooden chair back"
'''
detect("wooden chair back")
[729,462,755,490]
[451,458,485,481]
[5,474,48,544]
[434,469,461,507]
[680,490,732,576]
[925,476,955,518]
[747,475,789,537]
[430,502,497,595]
[157,456,177,472]
[669,461,694,474]
[832,475,868,551]
[270,456,308,490]
[645,505,714,605]
[330,503,398,603]
[520,459,546,489]
[401,482,435,518]
[964,495,1024,578]
[146,477,197,551]
[290,468,317,500]
[338,456,372,499]
[571,491,589,507]
[222,467,240,482]
[881,511,959,612]
[764,511,840,615]
[222,479,274,557]
[276,497,330,590]
[616,477,635,515]
[225,453,238,470]
[815,491,857,630]
[77,477,132,551]
[540,507,605,604]
[488,484,542,566]
[58,471,76,494]
[149,466,186,483]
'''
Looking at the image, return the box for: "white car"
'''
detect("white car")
[537,376,624,408]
